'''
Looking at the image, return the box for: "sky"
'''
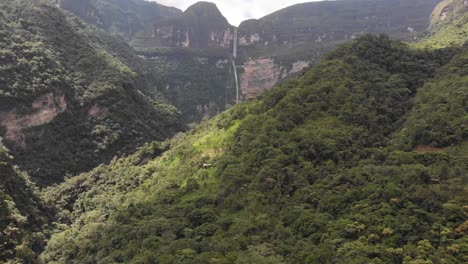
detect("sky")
[152,0,323,26]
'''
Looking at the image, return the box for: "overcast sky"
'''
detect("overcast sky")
[152,0,323,26]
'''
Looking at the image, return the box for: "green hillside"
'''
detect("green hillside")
[0,142,51,263]
[416,0,468,49]
[0,0,181,186]
[59,0,182,39]
[236,0,440,62]
[41,34,468,263]
[0,1,466,263]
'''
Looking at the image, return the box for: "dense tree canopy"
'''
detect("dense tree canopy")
[0,0,182,185]
[0,1,466,263]
[41,35,468,263]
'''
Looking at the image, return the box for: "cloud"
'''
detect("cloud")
[151,0,323,26]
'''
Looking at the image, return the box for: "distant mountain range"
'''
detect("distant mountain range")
[59,0,440,119]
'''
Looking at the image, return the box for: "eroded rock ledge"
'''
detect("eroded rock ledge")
[0,93,67,148]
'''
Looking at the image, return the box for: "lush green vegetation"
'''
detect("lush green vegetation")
[0,141,52,263]
[0,1,467,263]
[416,0,468,49]
[59,0,182,40]
[61,0,445,126]
[40,35,468,263]
[140,52,236,123]
[0,0,182,185]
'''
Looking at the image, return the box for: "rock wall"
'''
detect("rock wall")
[239,58,309,99]
[152,26,233,49]
[0,93,67,148]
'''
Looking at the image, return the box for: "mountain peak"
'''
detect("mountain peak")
[185,1,218,11]
[431,0,468,24]
[184,1,227,22]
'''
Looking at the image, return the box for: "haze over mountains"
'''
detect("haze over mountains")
[0,0,467,263]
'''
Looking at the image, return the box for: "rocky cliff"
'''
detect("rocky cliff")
[234,0,440,98]
[61,0,441,121]
[132,1,233,50]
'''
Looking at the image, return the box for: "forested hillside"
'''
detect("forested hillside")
[58,0,182,39]
[0,0,181,185]
[0,1,467,263]
[0,142,51,263]
[416,0,468,49]
[41,31,468,263]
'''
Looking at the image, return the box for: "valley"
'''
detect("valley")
[0,0,467,263]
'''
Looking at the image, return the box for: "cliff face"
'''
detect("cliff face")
[0,93,66,149]
[234,0,440,100]
[239,59,309,99]
[61,0,441,121]
[238,0,440,50]
[134,2,233,49]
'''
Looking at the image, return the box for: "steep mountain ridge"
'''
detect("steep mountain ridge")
[132,1,233,50]
[58,0,182,39]
[41,35,468,263]
[0,1,466,263]
[61,0,441,122]
[235,0,440,98]
[417,0,468,48]
[39,3,468,261]
[0,0,182,185]
[431,0,468,24]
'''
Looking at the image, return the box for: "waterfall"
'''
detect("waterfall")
[232,27,240,104]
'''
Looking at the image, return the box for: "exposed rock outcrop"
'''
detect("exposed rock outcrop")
[146,2,233,49]
[239,58,309,99]
[440,7,451,20]
[431,0,468,25]
[62,0,441,122]
[88,103,108,118]
[0,93,66,148]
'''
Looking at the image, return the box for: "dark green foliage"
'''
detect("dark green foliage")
[0,2,466,263]
[0,11,69,99]
[402,52,468,148]
[62,0,445,126]
[40,35,468,263]
[0,1,182,185]
[142,52,236,123]
[60,0,182,39]
[0,142,51,263]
